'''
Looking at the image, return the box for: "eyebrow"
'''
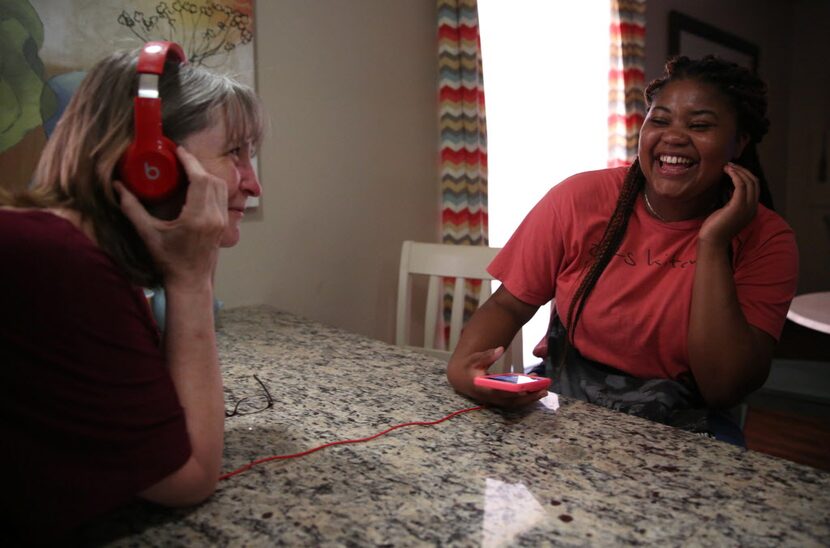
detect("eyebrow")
[652,106,719,117]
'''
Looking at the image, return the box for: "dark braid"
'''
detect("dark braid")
[565,55,772,344]
[566,159,644,341]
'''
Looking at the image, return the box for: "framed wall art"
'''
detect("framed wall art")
[0,0,255,193]
[668,10,758,73]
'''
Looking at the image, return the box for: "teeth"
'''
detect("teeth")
[659,155,693,165]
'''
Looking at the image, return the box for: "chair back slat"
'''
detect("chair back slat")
[449,276,466,350]
[479,280,492,306]
[395,241,414,346]
[424,275,441,349]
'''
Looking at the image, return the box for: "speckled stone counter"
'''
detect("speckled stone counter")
[86,305,830,546]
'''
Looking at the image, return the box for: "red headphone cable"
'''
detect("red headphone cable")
[219,405,483,480]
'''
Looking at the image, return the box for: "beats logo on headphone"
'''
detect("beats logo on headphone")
[119,41,188,202]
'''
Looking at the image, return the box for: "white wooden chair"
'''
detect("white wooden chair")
[395,240,523,373]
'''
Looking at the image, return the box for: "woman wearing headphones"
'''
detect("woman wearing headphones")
[0,42,263,542]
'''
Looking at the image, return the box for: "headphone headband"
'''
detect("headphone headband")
[137,41,187,74]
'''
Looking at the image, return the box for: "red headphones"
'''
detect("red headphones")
[119,41,188,202]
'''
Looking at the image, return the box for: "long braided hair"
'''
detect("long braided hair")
[565,55,773,344]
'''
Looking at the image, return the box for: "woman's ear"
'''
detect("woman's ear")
[733,132,750,160]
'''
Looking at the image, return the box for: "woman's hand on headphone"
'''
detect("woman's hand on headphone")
[115,145,227,289]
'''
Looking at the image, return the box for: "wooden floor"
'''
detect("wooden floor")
[744,405,830,471]
[742,320,830,472]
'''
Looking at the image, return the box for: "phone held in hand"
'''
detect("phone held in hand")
[474,373,551,393]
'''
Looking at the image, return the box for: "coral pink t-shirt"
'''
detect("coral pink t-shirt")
[488,167,799,381]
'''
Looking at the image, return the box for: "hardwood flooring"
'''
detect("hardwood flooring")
[744,405,830,471]
[742,320,830,471]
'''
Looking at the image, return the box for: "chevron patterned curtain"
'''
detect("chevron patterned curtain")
[438,0,488,347]
[608,0,646,167]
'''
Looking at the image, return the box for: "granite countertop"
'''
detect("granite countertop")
[86,305,830,547]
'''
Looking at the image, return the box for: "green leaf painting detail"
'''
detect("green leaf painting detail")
[0,0,57,154]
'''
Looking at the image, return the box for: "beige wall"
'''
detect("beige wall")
[215,1,441,342]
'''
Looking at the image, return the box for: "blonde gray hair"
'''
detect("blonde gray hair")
[21,47,265,287]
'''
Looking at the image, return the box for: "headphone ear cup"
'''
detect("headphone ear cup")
[119,136,182,202]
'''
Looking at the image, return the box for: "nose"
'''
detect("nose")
[239,161,262,197]
[660,127,689,145]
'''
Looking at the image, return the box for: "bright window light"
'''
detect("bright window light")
[478,0,610,366]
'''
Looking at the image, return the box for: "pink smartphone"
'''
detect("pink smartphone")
[474,373,551,393]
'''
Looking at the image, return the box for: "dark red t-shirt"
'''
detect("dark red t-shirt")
[0,209,191,543]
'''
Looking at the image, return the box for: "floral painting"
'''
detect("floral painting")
[0,0,255,191]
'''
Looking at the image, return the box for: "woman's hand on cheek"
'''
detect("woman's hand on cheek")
[698,162,759,246]
[115,146,227,289]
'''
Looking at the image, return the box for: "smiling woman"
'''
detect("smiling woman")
[446,55,798,444]
[0,42,266,543]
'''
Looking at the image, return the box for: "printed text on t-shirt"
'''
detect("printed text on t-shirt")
[587,243,696,268]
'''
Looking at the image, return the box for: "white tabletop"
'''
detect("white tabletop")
[787,291,830,335]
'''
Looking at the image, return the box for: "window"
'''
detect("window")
[478,0,610,365]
